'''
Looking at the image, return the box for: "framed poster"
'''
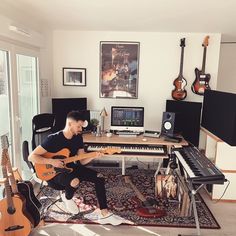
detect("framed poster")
[100,41,140,98]
[63,68,86,86]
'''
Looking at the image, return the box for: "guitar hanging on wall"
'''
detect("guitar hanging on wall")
[191,36,211,95]
[172,38,187,101]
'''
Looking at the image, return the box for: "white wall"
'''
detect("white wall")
[217,43,236,93]
[53,31,221,131]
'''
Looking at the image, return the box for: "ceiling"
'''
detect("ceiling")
[1,0,236,41]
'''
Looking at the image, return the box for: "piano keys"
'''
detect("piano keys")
[84,143,167,156]
[174,146,225,184]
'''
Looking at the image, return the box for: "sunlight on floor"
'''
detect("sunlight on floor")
[70,224,101,235]
[136,226,162,236]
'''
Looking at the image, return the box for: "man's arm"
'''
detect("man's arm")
[28,146,65,168]
[78,148,103,165]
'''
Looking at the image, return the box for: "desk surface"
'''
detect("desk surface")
[83,133,188,146]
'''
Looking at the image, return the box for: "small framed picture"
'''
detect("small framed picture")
[63,68,86,86]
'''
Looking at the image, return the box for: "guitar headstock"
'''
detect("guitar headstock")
[1,135,9,150]
[202,36,210,47]
[103,147,122,155]
[1,135,9,166]
[180,38,185,48]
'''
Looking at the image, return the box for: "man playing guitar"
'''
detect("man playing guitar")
[29,111,122,225]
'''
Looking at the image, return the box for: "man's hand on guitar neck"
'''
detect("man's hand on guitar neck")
[80,151,104,165]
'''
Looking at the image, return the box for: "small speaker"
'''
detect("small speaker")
[161,112,176,137]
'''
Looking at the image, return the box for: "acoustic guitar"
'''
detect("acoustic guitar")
[34,147,121,181]
[191,36,211,95]
[2,135,42,228]
[0,137,32,236]
[124,176,166,218]
[172,38,187,101]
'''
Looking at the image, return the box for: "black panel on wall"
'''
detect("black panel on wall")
[166,100,202,146]
[201,90,236,146]
[52,98,87,132]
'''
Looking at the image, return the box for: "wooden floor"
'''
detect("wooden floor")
[30,191,236,236]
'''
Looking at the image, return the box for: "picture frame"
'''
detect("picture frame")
[63,67,86,86]
[100,41,140,98]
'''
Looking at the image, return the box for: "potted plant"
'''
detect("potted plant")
[90,118,99,133]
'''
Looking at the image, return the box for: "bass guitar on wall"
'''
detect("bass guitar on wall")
[172,38,187,101]
[191,35,211,95]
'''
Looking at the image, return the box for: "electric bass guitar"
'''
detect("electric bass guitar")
[172,38,187,101]
[0,136,32,236]
[1,135,42,228]
[124,176,166,218]
[34,147,121,181]
[191,36,211,95]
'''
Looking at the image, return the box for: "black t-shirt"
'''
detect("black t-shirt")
[41,131,84,167]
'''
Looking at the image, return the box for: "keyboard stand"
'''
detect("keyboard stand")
[178,182,205,236]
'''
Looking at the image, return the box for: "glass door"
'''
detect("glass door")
[0,50,11,180]
[16,54,39,177]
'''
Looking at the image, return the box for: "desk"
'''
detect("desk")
[83,133,188,175]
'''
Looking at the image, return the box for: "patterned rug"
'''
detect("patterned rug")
[39,168,220,229]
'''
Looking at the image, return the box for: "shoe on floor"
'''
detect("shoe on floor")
[61,193,79,214]
[97,213,123,226]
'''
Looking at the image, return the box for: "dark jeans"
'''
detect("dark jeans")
[48,164,108,210]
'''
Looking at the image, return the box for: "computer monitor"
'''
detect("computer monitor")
[110,106,144,132]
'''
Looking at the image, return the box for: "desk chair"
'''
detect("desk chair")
[32,113,56,150]
[23,113,66,210]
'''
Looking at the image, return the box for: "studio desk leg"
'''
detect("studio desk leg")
[122,156,126,175]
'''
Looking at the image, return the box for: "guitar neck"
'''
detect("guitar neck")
[179,46,185,76]
[63,151,100,164]
[1,160,15,210]
[125,176,146,202]
[6,152,18,194]
[201,47,207,73]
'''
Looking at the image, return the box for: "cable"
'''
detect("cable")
[213,179,230,203]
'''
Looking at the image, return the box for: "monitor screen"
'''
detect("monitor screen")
[52,98,87,132]
[201,89,236,146]
[110,106,144,132]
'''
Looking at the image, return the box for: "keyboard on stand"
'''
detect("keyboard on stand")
[174,146,225,184]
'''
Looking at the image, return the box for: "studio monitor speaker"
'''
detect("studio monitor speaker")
[161,112,176,137]
[166,100,202,146]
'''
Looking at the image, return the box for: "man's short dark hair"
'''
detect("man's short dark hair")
[67,111,86,121]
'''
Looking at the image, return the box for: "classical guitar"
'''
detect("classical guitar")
[124,176,166,218]
[34,147,121,181]
[1,135,42,228]
[172,38,187,101]
[0,137,32,236]
[191,36,211,95]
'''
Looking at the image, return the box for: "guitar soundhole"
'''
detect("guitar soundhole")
[7,206,16,214]
[5,225,24,231]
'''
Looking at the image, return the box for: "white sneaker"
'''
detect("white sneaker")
[97,213,123,226]
[61,193,79,214]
